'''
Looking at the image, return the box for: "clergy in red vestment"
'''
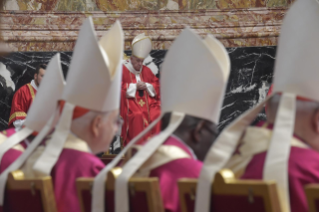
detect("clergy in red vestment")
[17,19,124,212]
[114,29,230,212]
[120,33,161,146]
[8,64,46,129]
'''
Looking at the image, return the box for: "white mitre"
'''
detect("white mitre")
[0,53,65,162]
[31,17,124,177]
[131,33,152,59]
[195,0,319,212]
[90,27,230,212]
[0,53,65,206]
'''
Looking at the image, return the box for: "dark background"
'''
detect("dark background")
[0,46,276,131]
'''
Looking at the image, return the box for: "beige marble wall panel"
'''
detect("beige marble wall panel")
[3,0,292,10]
[216,0,266,9]
[0,8,286,51]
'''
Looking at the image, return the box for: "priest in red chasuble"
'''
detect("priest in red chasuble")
[8,64,46,129]
[120,34,161,146]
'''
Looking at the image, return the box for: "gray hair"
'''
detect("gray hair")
[267,94,319,123]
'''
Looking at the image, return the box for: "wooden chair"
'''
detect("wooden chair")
[178,169,281,212]
[76,167,164,212]
[99,154,125,166]
[4,170,57,212]
[305,184,319,212]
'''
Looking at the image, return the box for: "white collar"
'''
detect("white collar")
[30,79,38,91]
[64,131,93,153]
[171,134,198,160]
[123,59,142,75]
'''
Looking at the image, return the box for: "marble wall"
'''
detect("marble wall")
[3,0,294,11]
[1,8,285,51]
[0,46,275,131]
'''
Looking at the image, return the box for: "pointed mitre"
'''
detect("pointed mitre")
[0,53,65,168]
[272,0,319,99]
[0,54,66,208]
[131,33,152,59]
[161,28,230,124]
[24,53,65,131]
[30,18,124,177]
[62,17,123,112]
[195,1,319,212]
[263,0,319,210]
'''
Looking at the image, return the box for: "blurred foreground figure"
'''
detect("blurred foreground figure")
[11,18,124,212]
[0,53,65,175]
[195,0,319,212]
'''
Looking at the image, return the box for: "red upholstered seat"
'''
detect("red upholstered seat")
[305,184,319,212]
[315,199,319,212]
[178,169,280,212]
[183,194,265,212]
[4,190,44,212]
[211,195,265,212]
[3,170,57,212]
[81,190,149,212]
[77,168,163,212]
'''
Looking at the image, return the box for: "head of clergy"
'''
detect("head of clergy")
[266,94,319,151]
[130,33,152,72]
[70,107,120,154]
[130,56,144,72]
[161,113,218,161]
[34,64,47,87]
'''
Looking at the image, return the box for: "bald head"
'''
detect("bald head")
[266,94,319,151]
[71,109,119,154]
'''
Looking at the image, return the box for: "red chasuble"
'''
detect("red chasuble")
[8,83,37,127]
[120,64,161,146]
[241,130,319,212]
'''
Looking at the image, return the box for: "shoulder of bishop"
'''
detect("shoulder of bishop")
[142,65,153,75]
[13,83,28,97]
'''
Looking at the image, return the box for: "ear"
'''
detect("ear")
[34,73,37,80]
[91,115,102,138]
[312,108,319,134]
[191,121,205,144]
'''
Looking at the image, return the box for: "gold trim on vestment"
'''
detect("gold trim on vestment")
[12,144,25,152]
[0,133,6,144]
[131,54,146,60]
[27,83,35,100]
[61,133,91,153]
[0,132,24,152]
[131,37,151,47]
[224,126,309,178]
[9,111,27,123]
[132,144,191,177]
